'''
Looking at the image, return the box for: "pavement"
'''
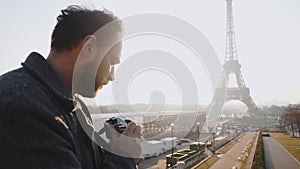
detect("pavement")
[263,136,300,169]
[208,132,257,169]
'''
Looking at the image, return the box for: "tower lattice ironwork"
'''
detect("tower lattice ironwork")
[206,0,258,127]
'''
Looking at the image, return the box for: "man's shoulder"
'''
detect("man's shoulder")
[0,67,34,89]
[0,68,51,107]
[0,67,71,134]
[1,67,41,90]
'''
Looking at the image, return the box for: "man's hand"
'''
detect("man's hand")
[107,122,142,161]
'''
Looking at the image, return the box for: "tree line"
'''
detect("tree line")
[281,104,300,137]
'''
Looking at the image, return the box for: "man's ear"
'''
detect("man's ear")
[82,35,97,58]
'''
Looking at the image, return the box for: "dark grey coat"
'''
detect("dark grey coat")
[0,52,136,169]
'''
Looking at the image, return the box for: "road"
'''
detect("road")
[263,136,300,169]
[209,132,257,169]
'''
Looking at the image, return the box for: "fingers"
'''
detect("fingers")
[105,123,118,141]
[107,121,142,160]
[132,125,142,138]
[122,122,136,136]
[122,122,142,138]
[107,121,142,140]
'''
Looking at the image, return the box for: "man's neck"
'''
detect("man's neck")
[47,50,76,92]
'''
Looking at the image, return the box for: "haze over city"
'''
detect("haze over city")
[1,0,299,106]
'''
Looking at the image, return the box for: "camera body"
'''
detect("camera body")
[105,117,131,139]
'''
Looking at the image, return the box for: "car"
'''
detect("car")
[262,132,270,137]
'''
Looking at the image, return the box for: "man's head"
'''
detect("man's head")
[49,5,123,97]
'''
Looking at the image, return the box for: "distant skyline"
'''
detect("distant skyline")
[1,0,299,106]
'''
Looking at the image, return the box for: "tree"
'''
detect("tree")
[281,111,300,137]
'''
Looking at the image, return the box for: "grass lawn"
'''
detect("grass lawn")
[270,132,300,162]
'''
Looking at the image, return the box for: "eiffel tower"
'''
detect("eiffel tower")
[206,0,258,127]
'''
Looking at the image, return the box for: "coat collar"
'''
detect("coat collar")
[21,52,74,105]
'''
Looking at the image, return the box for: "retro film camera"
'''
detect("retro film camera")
[104,117,131,139]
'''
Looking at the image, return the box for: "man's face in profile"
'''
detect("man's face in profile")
[94,42,122,94]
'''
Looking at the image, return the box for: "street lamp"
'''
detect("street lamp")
[196,122,200,143]
[170,123,175,167]
[212,132,215,153]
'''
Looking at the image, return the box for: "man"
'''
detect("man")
[0,5,141,169]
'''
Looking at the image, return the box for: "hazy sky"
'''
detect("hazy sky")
[1,0,299,106]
